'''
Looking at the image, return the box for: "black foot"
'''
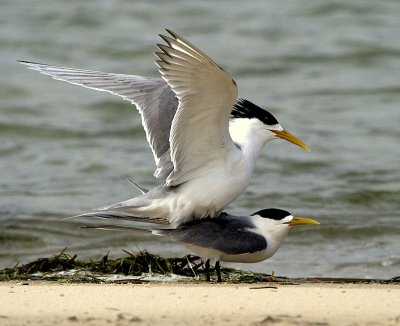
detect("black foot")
[216,261,222,282]
[205,259,211,282]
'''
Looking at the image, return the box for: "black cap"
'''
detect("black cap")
[231,99,279,126]
[251,208,291,220]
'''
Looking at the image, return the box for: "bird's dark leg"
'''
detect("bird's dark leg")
[215,260,222,282]
[205,259,211,282]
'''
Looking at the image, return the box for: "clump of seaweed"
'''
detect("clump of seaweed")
[15,248,78,276]
[1,249,399,284]
[0,248,216,282]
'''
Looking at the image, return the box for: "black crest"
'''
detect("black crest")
[231,99,279,126]
[251,208,291,220]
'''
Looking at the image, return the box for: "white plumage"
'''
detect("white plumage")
[20,29,310,225]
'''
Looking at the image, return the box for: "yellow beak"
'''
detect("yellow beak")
[285,217,320,226]
[272,130,311,152]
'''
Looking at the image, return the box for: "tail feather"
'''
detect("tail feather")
[64,212,169,225]
[81,224,171,238]
[93,196,153,213]
[81,225,152,232]
[124,176,149,194]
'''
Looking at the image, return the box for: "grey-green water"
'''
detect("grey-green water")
[1,0,399,278]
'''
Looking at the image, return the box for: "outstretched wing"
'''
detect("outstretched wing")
[155,30,238,185]
[19,61,177,179]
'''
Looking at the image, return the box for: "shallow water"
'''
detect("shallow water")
[1,0,399,278]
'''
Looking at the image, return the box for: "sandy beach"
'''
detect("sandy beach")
[1,282,399,326]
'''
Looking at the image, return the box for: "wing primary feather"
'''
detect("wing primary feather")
[158,34,175,47]
[165,29,214,64]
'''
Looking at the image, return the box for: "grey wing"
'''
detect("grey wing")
[19,61,178,179]
[164,218,267,255]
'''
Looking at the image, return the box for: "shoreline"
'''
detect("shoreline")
[1,282,399,325]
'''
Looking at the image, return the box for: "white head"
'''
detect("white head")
[250,208,319,256]
[230,99,310,151]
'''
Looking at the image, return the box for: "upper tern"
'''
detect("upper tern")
[20,29,310,225]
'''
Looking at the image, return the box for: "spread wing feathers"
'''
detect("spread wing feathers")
[155,29,238,186]
[65,212,170,225]
[18,60,177,179]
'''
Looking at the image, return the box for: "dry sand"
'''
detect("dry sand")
[1,282,399,326]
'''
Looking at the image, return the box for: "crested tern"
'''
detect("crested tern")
[83,208,319,282]
[20,29,310,225]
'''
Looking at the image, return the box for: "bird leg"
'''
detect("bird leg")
[215,260,222,282]
[205,259,211,282]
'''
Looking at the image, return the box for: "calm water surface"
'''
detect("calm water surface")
[1,0,399,278]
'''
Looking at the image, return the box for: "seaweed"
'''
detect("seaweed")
[0,248,213,282]
[1,249,399,284]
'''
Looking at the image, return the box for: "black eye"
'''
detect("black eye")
[251,208,290,220]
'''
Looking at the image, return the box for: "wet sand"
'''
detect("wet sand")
[1,282,399,325]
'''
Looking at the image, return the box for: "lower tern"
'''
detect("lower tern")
[20,29,310,225]
[84,208,319,282]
